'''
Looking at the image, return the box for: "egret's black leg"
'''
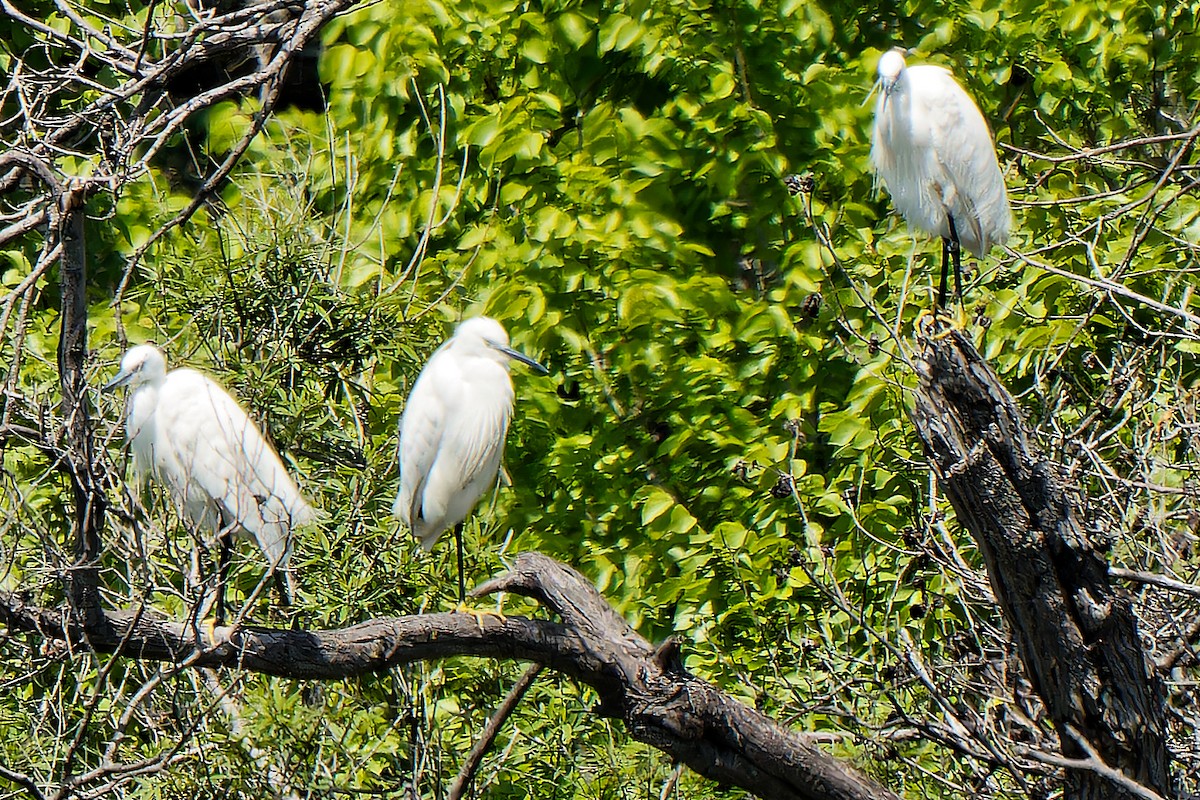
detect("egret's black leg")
[274,569,292,609]
[947,214,964,303]
[937,237,951,310]
[454,522,466,606]
[215,532,232,626]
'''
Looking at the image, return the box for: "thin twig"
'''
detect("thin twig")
[1019,725,1169,800]
[447,663,544,800]
[1006,246,1200,328]
[1109,566,1200,598]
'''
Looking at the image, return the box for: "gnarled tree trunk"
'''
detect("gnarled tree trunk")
[910,328,1173,800]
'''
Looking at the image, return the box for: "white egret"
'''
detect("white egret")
[393,316,548,603]
[870,47,1011,307]
[105,344,314,622]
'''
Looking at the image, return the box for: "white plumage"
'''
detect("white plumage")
[393,317,546,560]
[870,48,1011,301]
[106,344,314,610]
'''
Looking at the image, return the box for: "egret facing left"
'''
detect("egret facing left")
[870,47,1011,307]
[105,344,315,624]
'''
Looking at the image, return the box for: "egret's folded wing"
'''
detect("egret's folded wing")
[441,399,511,489]
[394,364,447,527]
[228,412,315,568]
[156,369,311,569]
[915,68,1010,254]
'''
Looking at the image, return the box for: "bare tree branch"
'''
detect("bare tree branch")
[447,662,543,800]
[54,181,106,625]
[0,152,108,626]
[1109,566,1200,599]
[0,553,902,800]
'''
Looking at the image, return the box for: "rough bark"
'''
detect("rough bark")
[910,328,1173,799]
[0,553,900,800]
[55,184,107,626]
[0,154,108,628]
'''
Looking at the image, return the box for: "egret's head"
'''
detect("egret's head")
[454,316,549,375]
[877,47,908,94]
[103,344,167,391]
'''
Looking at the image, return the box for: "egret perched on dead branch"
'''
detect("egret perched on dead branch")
[870,47,1011,307]
[105,344,314,622]
[393,316,548,603]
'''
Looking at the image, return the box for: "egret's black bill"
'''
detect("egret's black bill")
[497,345,550,375]
[102,371,132,392]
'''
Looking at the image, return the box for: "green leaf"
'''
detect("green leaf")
[640,487,675,525]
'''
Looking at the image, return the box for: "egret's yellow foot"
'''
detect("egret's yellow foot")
[915,308,963,339]
[201,617,235,647]
[453,602,507,630]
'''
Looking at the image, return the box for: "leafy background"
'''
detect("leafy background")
[2,0,1199,796]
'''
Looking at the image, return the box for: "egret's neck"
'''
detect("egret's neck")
[127,373,164,412]
[137,368,167,390]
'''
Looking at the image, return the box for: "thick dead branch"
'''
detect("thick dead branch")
[910,328,1172,800]
[0,553,900,800]
[0,153,108,625]
[53,181,106,625]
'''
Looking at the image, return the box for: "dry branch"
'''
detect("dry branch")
[910,328,1173,800]
[0,152,108,627]
[0,0,360,276]
[447,662,543,800]
[55,181,106,626]
[0,552,900,800]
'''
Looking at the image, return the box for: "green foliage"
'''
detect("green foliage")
[3,0,1200,795]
